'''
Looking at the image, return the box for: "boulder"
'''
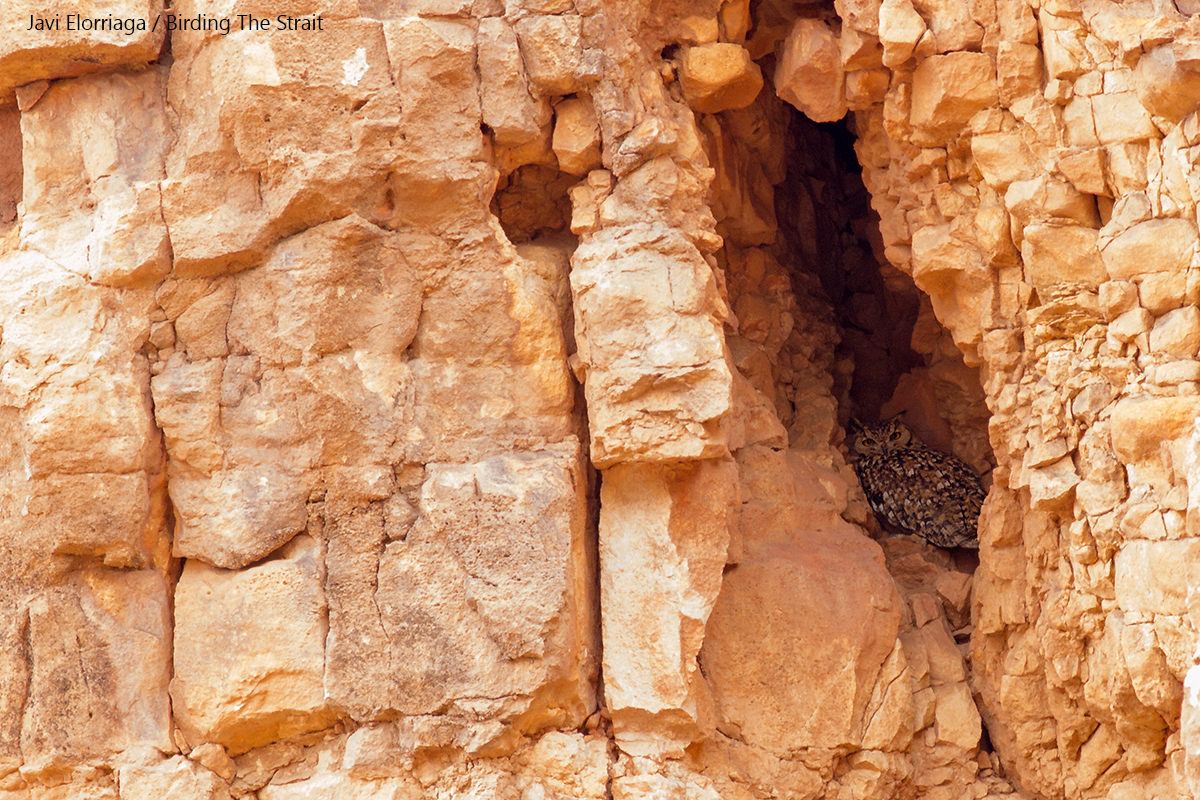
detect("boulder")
[775,18,847,122]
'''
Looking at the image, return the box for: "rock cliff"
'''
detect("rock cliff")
[0,0,1196,798]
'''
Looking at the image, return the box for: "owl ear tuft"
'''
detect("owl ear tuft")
[883,410,908,424]
[848,418,864,432]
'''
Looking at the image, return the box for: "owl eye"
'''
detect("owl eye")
[890,430,902,440]
[862,438,876,446]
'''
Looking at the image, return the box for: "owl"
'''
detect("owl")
[850,418,984,549]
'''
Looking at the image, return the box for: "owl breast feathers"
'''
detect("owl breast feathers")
[850,419,985,549]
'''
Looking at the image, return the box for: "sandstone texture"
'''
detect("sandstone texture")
[1,0,1198,798]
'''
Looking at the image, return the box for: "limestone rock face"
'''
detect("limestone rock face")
[152,216,422,570]
[0,0,165,106]
[703,453,903,755]
[172,536,332,755]
[325,445,594,730]
[571,225,732,467]
[5,0,1200,797]
[599,458,737,756]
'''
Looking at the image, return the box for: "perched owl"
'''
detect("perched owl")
[850,418,984,549]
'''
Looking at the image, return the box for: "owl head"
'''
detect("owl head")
[850,417,913,456]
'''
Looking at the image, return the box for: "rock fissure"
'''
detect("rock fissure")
[1,0,1198,797]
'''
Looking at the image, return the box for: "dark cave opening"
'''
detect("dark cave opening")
[771,105,996,494]
[766,104,1000,763]
[776,110,926,427]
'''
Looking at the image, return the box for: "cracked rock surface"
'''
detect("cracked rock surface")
[1,0,1198,798]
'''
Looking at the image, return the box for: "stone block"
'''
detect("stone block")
[919,620,966,684]
[1020,224,1106,293]
[908,223,991,357]
[601,459,738,755]
[18,571,173,774]
[997,41,1043,105]
[0,0,165,105]
[846,68,891,109]
[20,71,171,288]
[678,43,763,114]
[703,447,902,755]
[1091,92,1159,144]
[1115,539,1200,615]
[910,53,998,139]
[721,0,752,43]
[1005,176,1100,231]
[933,683,982,750]
[705,523,902,753]
[775,18,847,122]
[553,96,601,175]
[189,743,235,782]
[1076,724,1122,790]
[860,641,915,750]
[24,473,154,567]
[999,0,1039,44]
[840,27,884,71]
[916,0,985,51]
[171,536,333,755]
[1121,622,1183,719]
[383,15,490,218]
[1057,148,1108,196]
[1105,142,1149,195]
[1111,395,1200,466]
[1149,306,1200,357]
[1041,13,1089,79]
[479,17,549,147]
[165,463,311,571]
[1028,456,1080,509]
[1100,280,1139,320]
[1102,218,1198,280]
[1136,45,1200,123]
[1139,272,1187,315]
[325,447,596,731]
[1064,96,1100,147]
[1109,307,1153,343]
[879,0,926,67]
[341,725,403,781]
[514,14,582,96]
[570,225,732,467]
[971,133,1037,190]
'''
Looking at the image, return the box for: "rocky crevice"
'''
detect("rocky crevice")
[0,0,1198,797]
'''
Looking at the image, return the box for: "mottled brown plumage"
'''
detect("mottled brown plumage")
[850,419,984,549]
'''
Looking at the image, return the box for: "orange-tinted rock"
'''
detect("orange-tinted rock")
[677,43,763,114]
[1102,218,1198,280]
[702,448,904,753]
[479,17,550,147]
[1020,224,1107,292]
[0,0,165,106]
[775,18,847,122]
[910,53,997,139]
[552,96,601,175]
[879,0,926,66]
[514,14,582,96]
[1135,45,1200,122]
[600,459,738,756]
[326,447,596,730]
[171,537,332,755]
